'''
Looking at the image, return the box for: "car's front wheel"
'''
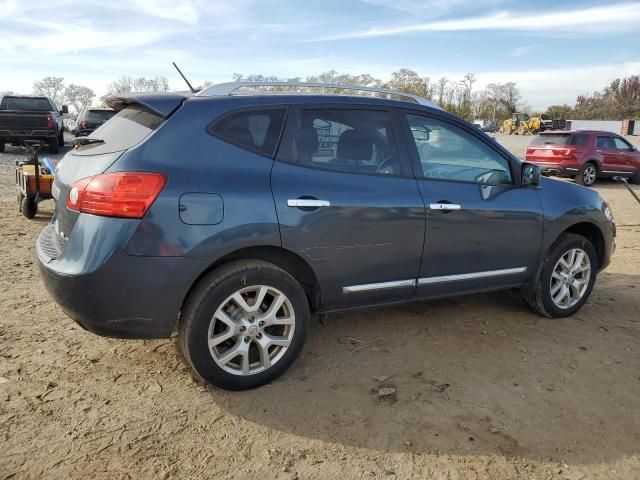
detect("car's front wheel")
[178,260,309,390]
[525,233,597,318]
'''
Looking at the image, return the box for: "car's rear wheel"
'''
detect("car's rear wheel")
[21,195,37,219]
[576,162,597,186]
[58,130,65,146]
[525,233,597,318]
[631,168,640,185]
[178,260,309,390]
[0,142,4,153]
[48,138,60,154]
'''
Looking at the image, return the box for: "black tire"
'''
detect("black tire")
[48,137,60,154]
[0,142,4,153]
[21,196,37,219]
[17,192,24,212]
[631,169,640,185]
[178,260,310,390]
[576,161,597,186]
[525,233,598,318]
[58,130,65,146]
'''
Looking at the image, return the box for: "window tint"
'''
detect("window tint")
[0,97,54,111]
[613,137,632,150]
[73,105,164,155]
[596,136,615,149]
[406,114,512,184]
[209,108,286,157]
[281,109,400,176]
[569,134,588,146]
[85,110,116,122]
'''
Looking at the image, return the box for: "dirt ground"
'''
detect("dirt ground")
[1,135,639,480]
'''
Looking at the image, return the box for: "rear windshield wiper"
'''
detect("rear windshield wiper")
[72,137,104,147]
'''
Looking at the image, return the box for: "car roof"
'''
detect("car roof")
[540,129,619,135]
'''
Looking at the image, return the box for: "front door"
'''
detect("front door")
[597,135,623,172]
[402,112,544,298]
[271,106,425,309]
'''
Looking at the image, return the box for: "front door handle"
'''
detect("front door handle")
[430,203,461,211]
[287,199,331,208]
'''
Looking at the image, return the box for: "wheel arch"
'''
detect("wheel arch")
[558,221,605,269]
[179,246,321,319]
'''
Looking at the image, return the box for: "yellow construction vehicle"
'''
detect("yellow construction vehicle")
[500,113,566,135]
[501,113,543,135]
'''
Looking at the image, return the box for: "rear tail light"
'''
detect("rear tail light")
[46,113,53,129]
[526,148,534,155]
[81,120,88,129]
[66,172,167,219]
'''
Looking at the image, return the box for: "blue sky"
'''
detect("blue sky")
[1,0,639,109]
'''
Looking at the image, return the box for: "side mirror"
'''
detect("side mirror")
[521,162,541,187]
[60,105,69,114]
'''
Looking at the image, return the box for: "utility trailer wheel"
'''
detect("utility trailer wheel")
[21,195,37,219]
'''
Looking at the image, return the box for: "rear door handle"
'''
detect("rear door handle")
[287,199,331,208]
[429,203,461,211]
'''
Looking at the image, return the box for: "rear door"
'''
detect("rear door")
[401,111,543,298]
[271,105,425,309]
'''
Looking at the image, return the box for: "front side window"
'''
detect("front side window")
[281,109,400,176]
[209,108,287,157]
[596,136,615,149]
[613,137,632,150]
[406,114,512,184]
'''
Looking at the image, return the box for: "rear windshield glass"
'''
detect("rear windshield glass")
[530,134,570,145]
[73,105,163,155]
[85,110,116,122]
[0,97,53,111]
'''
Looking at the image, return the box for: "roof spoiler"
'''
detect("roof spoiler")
[105,92,188,118]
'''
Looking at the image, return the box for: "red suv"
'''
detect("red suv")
[525,130,640,186]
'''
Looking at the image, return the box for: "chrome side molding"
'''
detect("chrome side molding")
[417,267,527,285]
[342,267,527,293]
[343,279,416,293]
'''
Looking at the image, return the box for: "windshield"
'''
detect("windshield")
[0,97,54,111]
[530,134,570,145]
[73,105,164,155]
[85,110,116,122]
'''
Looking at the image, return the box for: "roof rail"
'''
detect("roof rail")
[197,81,441,109]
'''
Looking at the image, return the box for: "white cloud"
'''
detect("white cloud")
[314,3,640,40]
[132,0,202,25]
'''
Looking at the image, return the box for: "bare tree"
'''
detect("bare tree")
[1,90,17,97]
[101,76,170,104]
[32,76,66,108]
[64,84,95,114]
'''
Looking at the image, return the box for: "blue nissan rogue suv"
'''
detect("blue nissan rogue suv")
[37,82,615,390]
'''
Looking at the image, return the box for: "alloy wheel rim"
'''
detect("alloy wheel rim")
[550,248,591,309]
[583,166,596,184]
[207,285,295,376]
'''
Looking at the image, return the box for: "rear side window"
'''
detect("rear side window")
[530,134,570,145]
[569,134,588,146]
[279,108,401,176]
[208,108,286,157]
[73,105,164,155]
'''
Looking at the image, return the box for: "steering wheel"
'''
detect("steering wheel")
[376,155,395,174]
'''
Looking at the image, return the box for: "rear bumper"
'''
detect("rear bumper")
[0,129,57,143]
[526,160,578,177]
[36,219,207,339]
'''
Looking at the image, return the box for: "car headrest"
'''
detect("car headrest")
[336,129,373,161]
